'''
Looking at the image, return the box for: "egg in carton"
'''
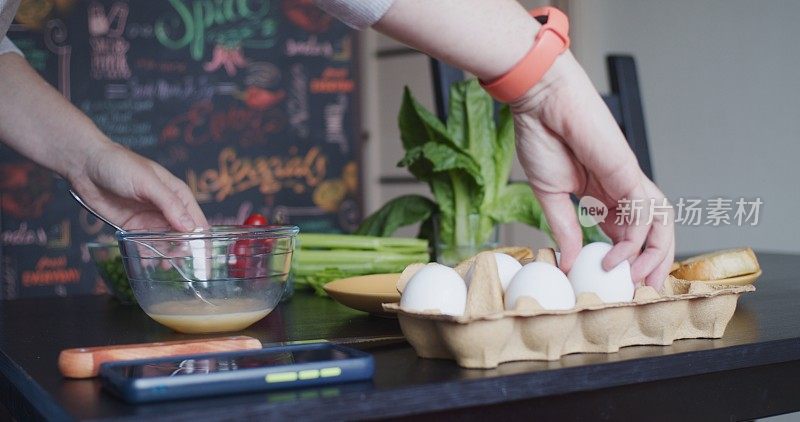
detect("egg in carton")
[384,248,755,369]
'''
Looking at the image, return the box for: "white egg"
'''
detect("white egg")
[466,253,522,291]
[493,253,523,290]
[504,262,576,310]
[567,242,634,303]
[400,263,467,316]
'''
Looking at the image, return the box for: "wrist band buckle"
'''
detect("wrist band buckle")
[532,7,570,50]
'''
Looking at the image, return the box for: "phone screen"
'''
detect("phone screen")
[114,347,352,379]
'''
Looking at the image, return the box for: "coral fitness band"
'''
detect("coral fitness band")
[480,7,570,103]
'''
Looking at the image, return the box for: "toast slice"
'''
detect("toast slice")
[672,247,759,280]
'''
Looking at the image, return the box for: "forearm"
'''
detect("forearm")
[0,53,112,181]
[373,0,540,81]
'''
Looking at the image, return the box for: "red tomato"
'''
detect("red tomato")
[244,213,268,226]
[230,213,272,278]
[230,239,273,278]
[229,239,251,278]
[244,212,272,257]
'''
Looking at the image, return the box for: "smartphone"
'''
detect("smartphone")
[100,343,374,403]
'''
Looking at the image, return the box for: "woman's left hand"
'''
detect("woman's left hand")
[511,51,675,289]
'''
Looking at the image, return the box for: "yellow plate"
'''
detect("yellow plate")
[691,269,762,287]
[323,273,401,316]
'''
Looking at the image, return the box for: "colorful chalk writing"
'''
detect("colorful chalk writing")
[1,223,48,247]
[286,35,333,57]
[186,147,327,203]
[88,2,131,80]
[310,67,354,93]
[160,99,285,146]
[22,256,81,287]
[324,94,348,152]
[154,0,276,61]
[287,63,309,138]
[2,0,360,299]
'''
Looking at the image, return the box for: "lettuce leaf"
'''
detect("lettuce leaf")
[355,195,437,238]
[358,79,607,249]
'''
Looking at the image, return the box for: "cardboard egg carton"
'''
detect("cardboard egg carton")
[383,249,755,369]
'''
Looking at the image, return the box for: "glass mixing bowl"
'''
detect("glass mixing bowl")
[117,225,299,334]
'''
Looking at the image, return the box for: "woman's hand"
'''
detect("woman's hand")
[0,53,208,232]
[511,52,675,289]
[334,0,674,285]
[68,142,208,232]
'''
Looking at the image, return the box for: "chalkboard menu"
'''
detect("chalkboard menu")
[0,0,361,299]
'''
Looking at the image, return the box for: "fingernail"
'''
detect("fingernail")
[180,214,196,231]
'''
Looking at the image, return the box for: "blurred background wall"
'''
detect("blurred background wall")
[360,0,800,255]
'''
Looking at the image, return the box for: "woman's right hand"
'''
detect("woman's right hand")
[68,141,208,232]
[510,51,675,289]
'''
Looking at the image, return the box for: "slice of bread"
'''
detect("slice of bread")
[672,247,759,280]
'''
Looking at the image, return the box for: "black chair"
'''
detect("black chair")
[430,55,654,180]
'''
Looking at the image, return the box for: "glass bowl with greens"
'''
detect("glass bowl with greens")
[117,226,299,334]
[88,242,135,304]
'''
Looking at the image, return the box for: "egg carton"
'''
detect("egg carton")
[383,251,755,369]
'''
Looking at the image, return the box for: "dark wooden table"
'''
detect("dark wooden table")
[1,252,799,421]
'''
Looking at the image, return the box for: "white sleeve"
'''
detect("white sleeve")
[314,0,395,30]
[0,36,21,56]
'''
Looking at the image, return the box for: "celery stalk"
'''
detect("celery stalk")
[298,233,428,252]
[292,233,430,297]
[295,249,429,266]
